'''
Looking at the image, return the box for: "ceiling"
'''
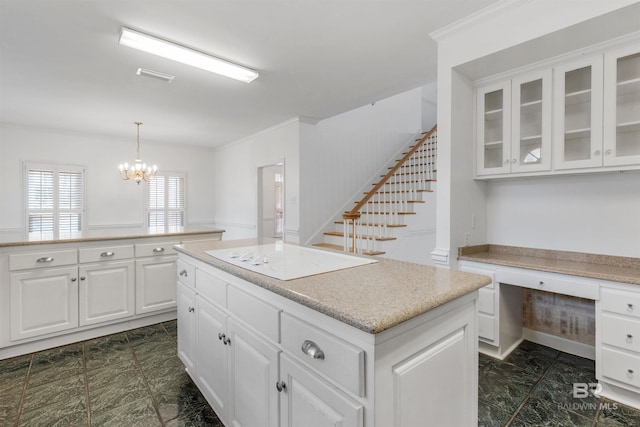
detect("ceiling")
[0,0,498,148]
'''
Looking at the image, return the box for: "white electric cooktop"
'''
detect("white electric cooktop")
[205,242,377,281]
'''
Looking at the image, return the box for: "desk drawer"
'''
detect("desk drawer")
[135,242,178,257]
[10,250,77,271]
[227,285,280,343]
[601,313,640,352]
[478,287,495,315]
[478,313,496,343]
[601,288,640,319]
[79,245,133,263]
[281,312,365,397]
[496,269,598,300]
[601,347,640,389]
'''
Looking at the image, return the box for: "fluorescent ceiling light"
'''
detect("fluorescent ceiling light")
[119,27,259,83]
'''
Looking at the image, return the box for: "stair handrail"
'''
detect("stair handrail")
[342,124,437,222]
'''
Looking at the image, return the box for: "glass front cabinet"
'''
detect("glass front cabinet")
[475,38,639,178]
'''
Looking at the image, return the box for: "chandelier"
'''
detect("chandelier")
[118,122,157,184]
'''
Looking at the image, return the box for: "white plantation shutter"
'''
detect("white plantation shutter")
[147,173,185,228]
[26,164,85,239]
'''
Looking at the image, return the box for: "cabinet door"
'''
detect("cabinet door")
[511,70,552,173]
[177,281,196,374]
[135,255,178,314]
[476,81,512,176]
[196,296,228,421]
[553,55,604,170]
[226,318,280,427]
[10,266,78,340]
[279,354,363,427]
[79,260,134,326]
[604,43,640,166]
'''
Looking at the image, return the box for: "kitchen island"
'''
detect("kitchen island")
[175,239,491,427]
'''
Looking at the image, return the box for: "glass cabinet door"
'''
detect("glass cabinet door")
[476,81,511,176]
[604,44,640,166]
[553,56,604,170]
[511,70,552,173]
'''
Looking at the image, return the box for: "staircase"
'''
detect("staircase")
[313,124,437,255]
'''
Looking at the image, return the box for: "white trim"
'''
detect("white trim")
[523,328,595,360]
[430,247,450,266]
[213,220,256,230]
[87,223,144,230]
[429,0,525,42]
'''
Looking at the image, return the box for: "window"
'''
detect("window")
[147,172,185,229]
[25,163,85,240]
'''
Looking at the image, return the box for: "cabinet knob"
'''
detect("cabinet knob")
[223,336,231,346]
[511,158,516,164]
[100,252,115,257]
[628,369,635,375]
[301,340,325,360]
[627,334,633,340]
[71,277,77,282]
[503,159,509,165]
[276,381,287,392]
[628,303,634,311]
[605,149,612,156]
[80,276,86,281]
[538,281,544,287]
[218,333,225,341]
[594,150,601,157]
[188,307,195,313]
[179,270,188,277]
[36,257,54,263]
[153,247,165,253]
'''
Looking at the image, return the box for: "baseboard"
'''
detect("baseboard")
[523,328,595,360]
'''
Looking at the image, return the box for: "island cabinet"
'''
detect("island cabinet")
[176,252,480,427]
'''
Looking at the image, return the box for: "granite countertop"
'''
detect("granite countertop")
[174,239,492,334]
[458,244,640,286]
[0,226,225,248]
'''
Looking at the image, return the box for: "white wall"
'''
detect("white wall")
[0,123,216,238]
[300,88,423,244]
[432,0,640,265]
[211,119,300,242]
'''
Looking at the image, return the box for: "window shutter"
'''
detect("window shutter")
[58,170,83,234]
[147,173,185,228]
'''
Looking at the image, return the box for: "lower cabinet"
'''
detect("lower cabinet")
[79,260,134,326]
[135,255,178,314]
[177,281,196,374]
[279,353,363,427]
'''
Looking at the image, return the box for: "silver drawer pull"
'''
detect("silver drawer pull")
[36,257,54,263]
[100,251,115,257]
[628,369,635,375]
[153,247,165,253]
[627,334,633,339]
[628,303,634,311]
[179,269,188,277]
[301,340,325,360]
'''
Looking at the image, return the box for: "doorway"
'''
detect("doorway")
[257,162,284,240]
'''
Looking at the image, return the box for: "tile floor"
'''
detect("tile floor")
[3,323,640,426]
[479,340,640,426]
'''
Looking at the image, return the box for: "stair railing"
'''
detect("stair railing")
[342,124,437,254]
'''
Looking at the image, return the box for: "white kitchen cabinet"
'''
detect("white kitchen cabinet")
[553,55,604,170]
[135,242,179,314]
[603,43,640,166]
[279,353,363,427]
[78,260,134,326]
[10,266,79,341]
[177,281,196,374]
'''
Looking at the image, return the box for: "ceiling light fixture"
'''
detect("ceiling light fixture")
[119,122,157,185]
[119,27,259,83]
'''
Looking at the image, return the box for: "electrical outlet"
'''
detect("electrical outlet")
[464,232,470,246]
[471,215,476,229]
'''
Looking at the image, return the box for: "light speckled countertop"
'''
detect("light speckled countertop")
[458,244,640,285]
[0,226,225,248]
[175,239,491,334]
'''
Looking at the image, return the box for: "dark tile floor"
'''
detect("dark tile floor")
[4,324,640,427]
[0,320,223,426]
[479,340,640,426]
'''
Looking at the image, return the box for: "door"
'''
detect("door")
[10,266,79,340]
[135,255,178,314]
[258,163,284,239]
[279,354,363,427]
[196,296,228,421]
[476,81,512,176]
[79,260,134,326]
[226,318,280,427]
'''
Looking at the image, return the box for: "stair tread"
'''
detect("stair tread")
[356,200,426,204]
[312,243,384,256]
[335,221,406,227]
[324,231,396,241]
[367,189,433,194]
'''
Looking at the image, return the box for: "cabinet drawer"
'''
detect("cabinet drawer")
[496,269,599,300]
[10,249,77,271]
[601,347,640,389]
[176,259,196,288]
[601,288,640,318]
[478,287,495,315]
[601,313,640,352]
[78,245,134,263]
[227,285,280,343]
[196,269,227,307]
[281,312,365,397]
[135,242,178,257]
[478,313,496,343]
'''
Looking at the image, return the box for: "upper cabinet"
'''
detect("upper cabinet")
[475,37,639,179]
